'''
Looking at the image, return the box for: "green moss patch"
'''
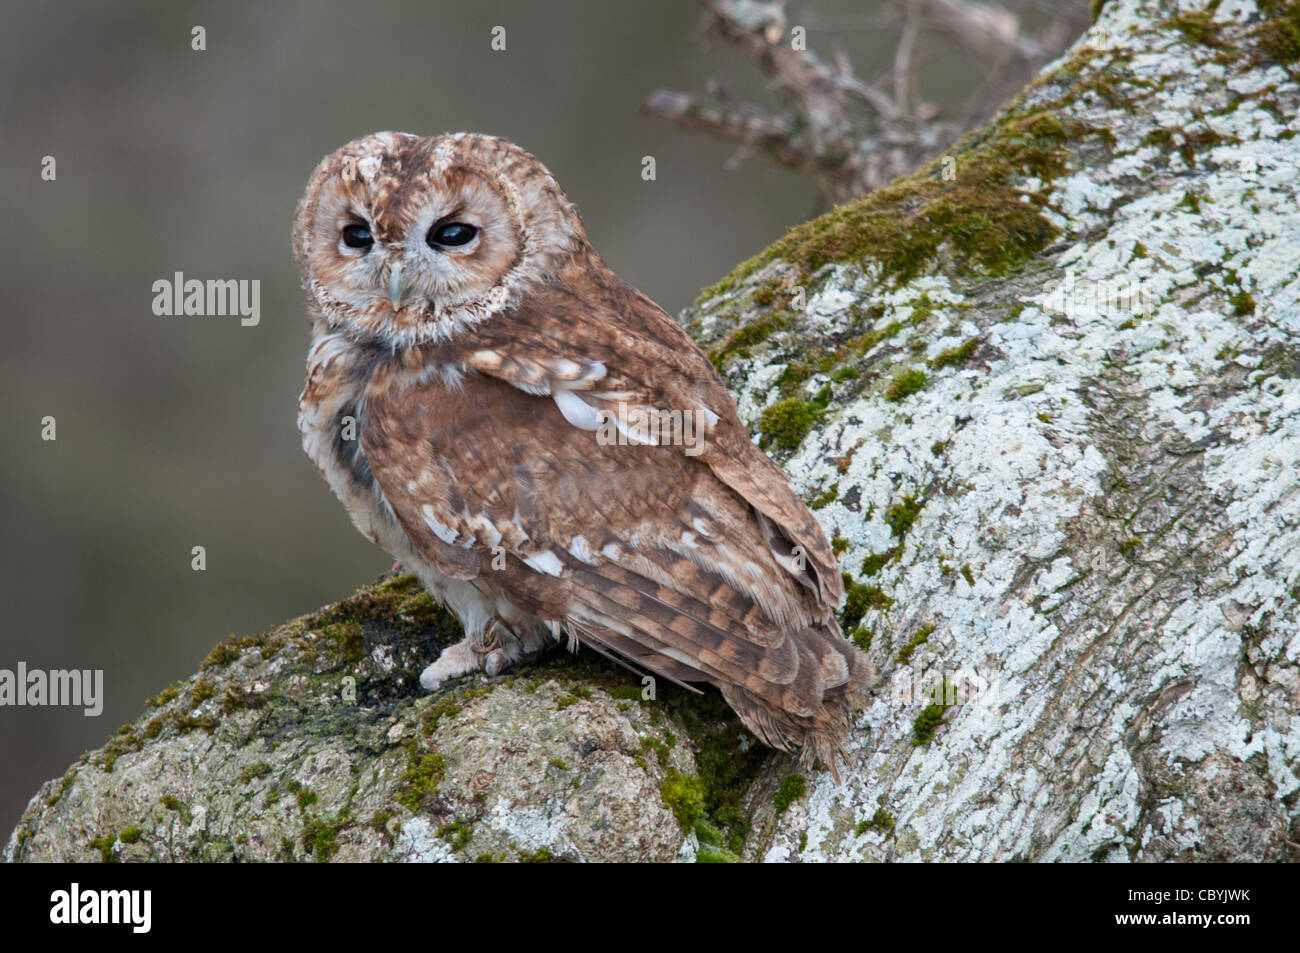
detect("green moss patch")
[856,808,896,836]
[696,110,1072,304]
[201,638,254,671]
[397,744,447,813]
[861,547,901,576]
[88,833,119,863]
[930,337,980,371]
[303,573,463,660]
[758,397,821,450]
[1257,1,1300,63]
[660,771,707,827]
[912,704,948,746]
[885,495,923,539]
[896,624,936,666]
[841,574,894,630]
[652,686,772,857]
[884,367,928,401]
[807,483,840,510]
[437,819,475,852]
[709,311,793,369]
[773,774,808,815]
[1165,10,1227,48]
[238,761,272,784]
[302,809,353,862]
[194,576,447,682]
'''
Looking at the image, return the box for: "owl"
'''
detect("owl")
[294,132,872,770]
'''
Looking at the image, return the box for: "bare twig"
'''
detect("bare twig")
[642,89,817,176]
[919,0,1045,64]
[893,0,920,116]
[644,0,1086,206]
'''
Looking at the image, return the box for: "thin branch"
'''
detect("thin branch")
[893,0,922,116]
[641,89,818,176]
[644,0,1081,205]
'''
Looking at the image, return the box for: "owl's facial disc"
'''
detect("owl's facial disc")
[295,132,590,347]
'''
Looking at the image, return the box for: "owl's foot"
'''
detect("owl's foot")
[418,621,555,690]
[418,638,480,690]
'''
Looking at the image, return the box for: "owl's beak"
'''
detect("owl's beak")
[388,262,408,311]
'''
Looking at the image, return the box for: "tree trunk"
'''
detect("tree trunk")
[7,0,1300,862]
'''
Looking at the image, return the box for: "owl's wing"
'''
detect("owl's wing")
[362,357,865,760]
[446,264,844,612]
[360,263,867,764]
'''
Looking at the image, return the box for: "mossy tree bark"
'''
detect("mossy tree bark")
[8,0,1300,862]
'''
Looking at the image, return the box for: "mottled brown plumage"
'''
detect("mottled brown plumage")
[295,132,872,770]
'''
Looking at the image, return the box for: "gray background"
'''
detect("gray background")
[0,0,1080,835]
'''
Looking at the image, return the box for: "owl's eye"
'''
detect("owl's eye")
[427,222,477,248]
[341,224,373,249]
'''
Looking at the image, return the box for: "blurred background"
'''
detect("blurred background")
[0,0,1087,834]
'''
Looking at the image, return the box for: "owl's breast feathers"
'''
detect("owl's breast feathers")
[359,258,872,768]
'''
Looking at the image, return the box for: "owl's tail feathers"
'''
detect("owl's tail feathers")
[719,629,875,782]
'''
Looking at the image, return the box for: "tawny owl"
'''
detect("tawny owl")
[294,132,872,769]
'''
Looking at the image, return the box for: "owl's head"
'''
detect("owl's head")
[293,131,588,346]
